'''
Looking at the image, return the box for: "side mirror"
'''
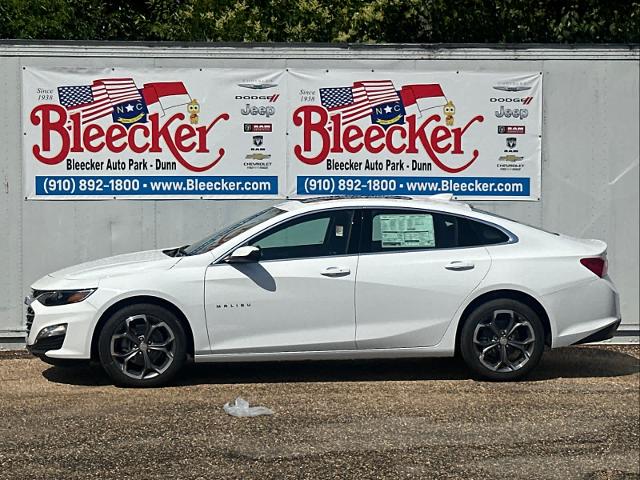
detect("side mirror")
[226,245,261,263]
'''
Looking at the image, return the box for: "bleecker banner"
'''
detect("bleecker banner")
[23,68,542,200]
[287,70,542,200]
[23,67,286,199]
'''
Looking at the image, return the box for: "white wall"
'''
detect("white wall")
[0,43,638,335]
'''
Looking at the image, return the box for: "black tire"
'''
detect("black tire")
[97,303,187,387]
[460,299,545,381]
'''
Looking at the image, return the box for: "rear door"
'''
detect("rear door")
[355,209,498,348]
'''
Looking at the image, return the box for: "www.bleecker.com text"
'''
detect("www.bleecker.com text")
[66,158,177,171]
[326,158,432,172]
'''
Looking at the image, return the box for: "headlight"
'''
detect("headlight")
[36,289,96,307]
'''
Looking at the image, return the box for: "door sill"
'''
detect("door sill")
[194,346,454,363]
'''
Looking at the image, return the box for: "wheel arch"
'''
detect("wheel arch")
[454,289,552,355]
[90,295,195,361]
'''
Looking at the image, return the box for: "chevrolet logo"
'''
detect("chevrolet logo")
[499,154,524,162]
[245,153,272,160]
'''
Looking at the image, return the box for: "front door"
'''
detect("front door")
[205,208,359,353]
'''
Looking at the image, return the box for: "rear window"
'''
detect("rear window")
[437,214,510,248]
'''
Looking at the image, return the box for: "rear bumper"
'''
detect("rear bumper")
[544,276,621,348]
[571,318,621,345]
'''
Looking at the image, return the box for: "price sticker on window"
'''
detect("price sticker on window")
[379,214,435,248]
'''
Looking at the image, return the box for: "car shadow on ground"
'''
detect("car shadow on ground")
[41,346,639,387]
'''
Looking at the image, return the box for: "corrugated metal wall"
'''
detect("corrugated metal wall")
[1,43,638,336]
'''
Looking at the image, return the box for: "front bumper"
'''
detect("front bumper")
[26,332,66,357]
[25,296,99,360]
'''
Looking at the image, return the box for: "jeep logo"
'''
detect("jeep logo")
[495,106,529,119]
[241,104,276,118]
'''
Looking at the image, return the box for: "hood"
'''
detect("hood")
[47,249,181,282]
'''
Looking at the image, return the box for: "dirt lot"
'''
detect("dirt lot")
[0,345,638,480]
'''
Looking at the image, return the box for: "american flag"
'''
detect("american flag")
[58,78,143,123]
[319,80,400,125]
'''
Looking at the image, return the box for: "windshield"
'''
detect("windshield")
[182,207,285,256]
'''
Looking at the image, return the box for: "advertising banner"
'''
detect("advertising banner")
[23,67,286,199]
[287,70,542,200]
[23,68,541,200]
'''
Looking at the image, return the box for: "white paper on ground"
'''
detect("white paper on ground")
[223,397,274,417]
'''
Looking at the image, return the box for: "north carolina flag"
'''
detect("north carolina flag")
[399,84,448,114]
[141,81,191,116]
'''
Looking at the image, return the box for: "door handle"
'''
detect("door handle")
[320,266,351,277]
[445,261,475,271]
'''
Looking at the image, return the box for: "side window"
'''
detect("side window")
[437,214,510,247]
[362,209,509,252]
[250,210,355,261]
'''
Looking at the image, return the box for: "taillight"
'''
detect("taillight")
[580,257,608,278]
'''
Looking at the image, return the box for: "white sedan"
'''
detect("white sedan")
[25,197,621,386]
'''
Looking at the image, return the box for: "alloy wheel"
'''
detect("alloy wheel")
[472,309,536,373]
[110,314,176,380]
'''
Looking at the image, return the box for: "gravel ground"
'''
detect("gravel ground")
[0,345,638,480]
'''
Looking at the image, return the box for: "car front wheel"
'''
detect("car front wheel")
[460,299,545,381]
[98,303,187,387]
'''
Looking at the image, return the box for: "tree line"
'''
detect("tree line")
[1,0,638,43]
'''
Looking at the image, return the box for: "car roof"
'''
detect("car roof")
[276,195,473,214]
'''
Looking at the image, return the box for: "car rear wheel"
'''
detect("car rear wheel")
[98,304,187,387]
[460,299,545,381]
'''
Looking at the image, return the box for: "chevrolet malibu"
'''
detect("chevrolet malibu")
[25,197,621,387]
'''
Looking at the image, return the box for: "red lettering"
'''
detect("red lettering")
[430,125,452,154]
[83,124,105,153]
[29,105,230,172]
[291,108,484,174]
[128,124,149,154]
[70,112,82,152]
[452,115,483,154]
[364,126,386,153]
[293,105,329,165]
[343,125,364,153]
[330,113,343,154]
[105,124,128,153]
[386,126,406,154]
[30,104,69,165]
[175,124,197,152]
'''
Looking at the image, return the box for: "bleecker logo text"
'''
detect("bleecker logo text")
[30,105,229,172]
[292,105,484,173]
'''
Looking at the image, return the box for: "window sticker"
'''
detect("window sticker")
[379,214,435,248]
